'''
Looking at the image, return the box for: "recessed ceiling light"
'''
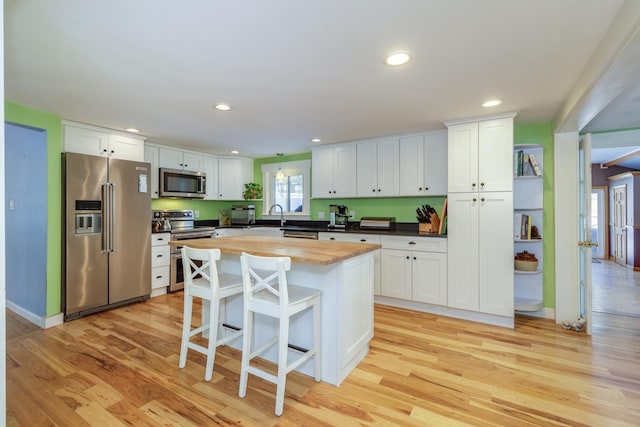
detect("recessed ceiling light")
[230,150,239,154]
[311,138,322,143]
[125,128,140,133]
[384,51,412,66]
[482,99,502,107]
[215,103,231,111]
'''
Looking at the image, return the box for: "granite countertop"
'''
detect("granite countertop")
[168,235,381,265]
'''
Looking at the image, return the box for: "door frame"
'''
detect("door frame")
[591,186,609,260]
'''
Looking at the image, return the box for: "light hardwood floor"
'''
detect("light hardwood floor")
[6,294,640,426]
[592,258,640,317]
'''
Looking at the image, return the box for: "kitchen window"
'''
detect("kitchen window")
[262,160,310,216]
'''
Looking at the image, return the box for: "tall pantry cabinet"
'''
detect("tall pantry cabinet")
[445,113,516,325]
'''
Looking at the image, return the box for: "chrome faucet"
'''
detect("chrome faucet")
[269,204,285,226]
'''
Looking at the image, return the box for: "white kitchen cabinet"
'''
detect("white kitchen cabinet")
[513,144,544,312]
[399,131,448,196]
[144,145,160,199]
[312,145,357,198]
[150,233,171,297]
[380,236,447,305]
[63,122,145,162]
[319,232,381,295]
[356,138,399,197]
[202,155,219,200]
[218,157,244,200]
[214,228,244,238]
[447,115,515,193]
[447,192,514,317]
[158,147,203,171]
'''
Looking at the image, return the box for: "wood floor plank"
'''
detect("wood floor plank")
[6,295,640,426]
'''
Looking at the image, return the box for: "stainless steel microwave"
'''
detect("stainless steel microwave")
[159,168,206,198]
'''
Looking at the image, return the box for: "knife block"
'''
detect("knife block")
[419,214,440,233]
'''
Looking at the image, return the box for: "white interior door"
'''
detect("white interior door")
[578,134,593,335]
[613,185,627,265]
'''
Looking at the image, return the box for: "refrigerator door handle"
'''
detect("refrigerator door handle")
[110,182,116,252]
[101,182,110,253]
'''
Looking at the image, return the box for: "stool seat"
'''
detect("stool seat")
[179,246,243,381]
[238,252,322,416]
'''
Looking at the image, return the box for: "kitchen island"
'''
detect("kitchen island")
[170,235,381,386]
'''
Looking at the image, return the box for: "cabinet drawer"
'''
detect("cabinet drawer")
[381,235,447,253]
[152,245,171,267]
[151,266,170,289]
[152,233,171,246]
[320,232,381,244]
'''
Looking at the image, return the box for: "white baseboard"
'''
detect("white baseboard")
[6,300,64,329]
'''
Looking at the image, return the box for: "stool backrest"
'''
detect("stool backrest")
[181,246,222,290]
[240,252,292,311]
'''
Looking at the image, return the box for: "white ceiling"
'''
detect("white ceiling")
[5,0,640,161]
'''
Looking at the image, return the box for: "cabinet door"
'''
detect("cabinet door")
[478,118,513,192]
[64,125,109,157]
[478,192,514,316]
[447,122,479,193]
[380,249,412,299]
[182,152,203,172]
[202,156,218,200]
[158,147,184,169]
[356,142,377,196]
[144,145,160,199]
[333,146,357,197]
[108,134,144,161]
[447,193,479,311]
[399,135,424,196]
[312,148,335,198]
[424,132,448,195]
[412,251,447,306]
[376,139,399,197]
[218,157,243,200]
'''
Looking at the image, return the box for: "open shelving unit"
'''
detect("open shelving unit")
[513,144,544,312]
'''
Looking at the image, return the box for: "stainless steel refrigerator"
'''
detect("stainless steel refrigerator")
[63,152,151,320]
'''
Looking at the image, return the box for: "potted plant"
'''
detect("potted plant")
[242,182,263,200]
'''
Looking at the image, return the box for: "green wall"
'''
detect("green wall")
[515,122,555,308]
[5,100,557,316]
[5,102,62,317]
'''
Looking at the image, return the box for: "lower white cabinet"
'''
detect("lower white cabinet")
[380,236,447,305]
[151,233,171,297]
[319,232,381,295]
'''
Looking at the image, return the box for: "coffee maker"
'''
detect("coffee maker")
[329,204,349,228]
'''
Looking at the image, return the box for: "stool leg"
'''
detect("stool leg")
[313,300,321,382]
[275,317,289,416]
[179,293,193,369]
[239,309,253,398]
[204,296,220,381]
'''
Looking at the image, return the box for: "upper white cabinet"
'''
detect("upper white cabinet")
[356,138,399,197]
[158,147,203,171]
[399,131,447,196]
[202,155,219,201]
[312,145,357,198]
[63,121,145,162]
[447,115,515,193]
[143,145,160,199]
[218,157,254,200]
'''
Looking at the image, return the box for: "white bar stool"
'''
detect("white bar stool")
[179,246,243,381]
[238,252,322,416]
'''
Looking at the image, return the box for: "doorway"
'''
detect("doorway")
[590,187,608,260]
[613,185,627,266]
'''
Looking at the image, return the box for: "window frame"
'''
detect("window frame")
[261,159,311,218]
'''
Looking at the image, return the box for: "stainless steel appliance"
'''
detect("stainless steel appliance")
[282,230,318,239]
[329,204,349,228]
[159,167,206,198]
[63,152,151,320]
[153,210,216,291]
[359,217,396,230]
[231,204,255,225]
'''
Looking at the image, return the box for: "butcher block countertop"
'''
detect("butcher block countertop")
[169,235,381,265]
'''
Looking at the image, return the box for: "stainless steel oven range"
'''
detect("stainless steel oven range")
[153,210,215,292]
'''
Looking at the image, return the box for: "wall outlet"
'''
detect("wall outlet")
[350,210,355,219]
[318,211,325,219]
[194,210,200,218]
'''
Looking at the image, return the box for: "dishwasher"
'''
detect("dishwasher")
[282,230,319,239]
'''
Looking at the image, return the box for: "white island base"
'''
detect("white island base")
[216,251,375,386]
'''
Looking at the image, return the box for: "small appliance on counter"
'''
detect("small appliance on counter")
[231,204,256,225]
[359,217,396,230]
[329,204,349,228]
